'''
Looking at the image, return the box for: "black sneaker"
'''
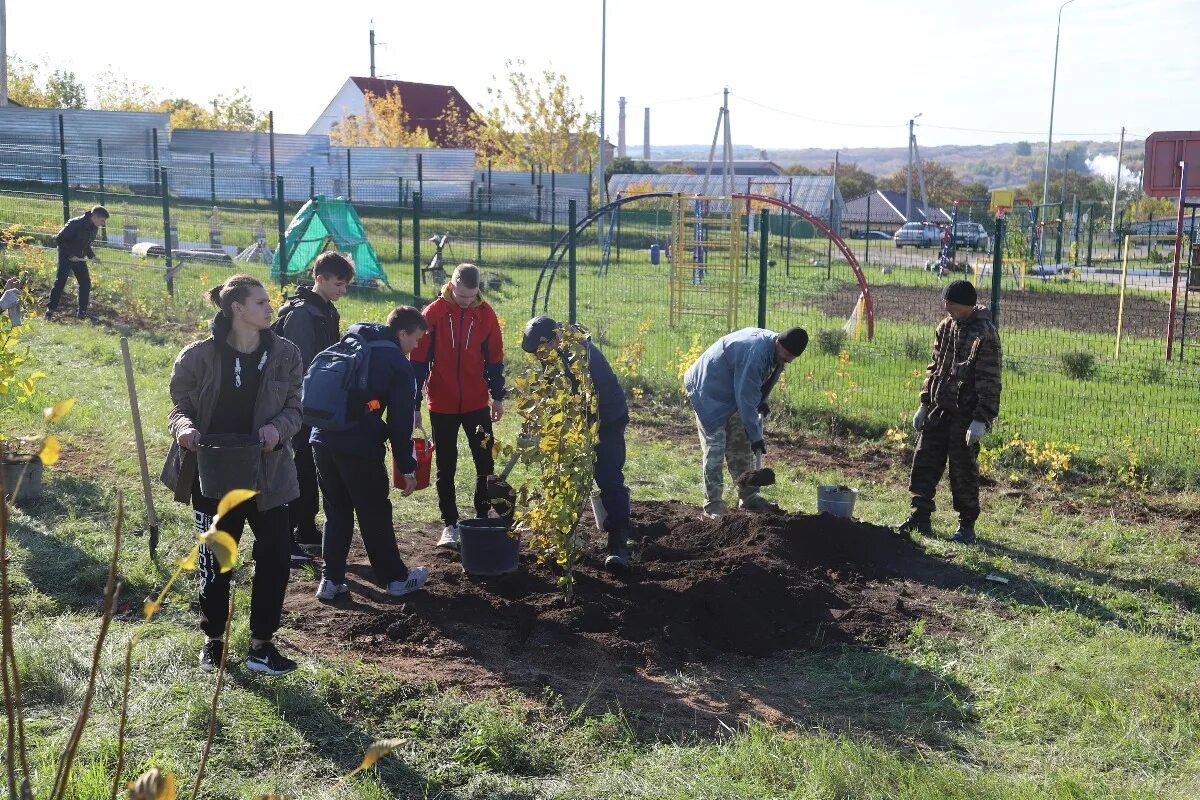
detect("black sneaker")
[199,640,224,674]
[949,523,976,544]
[245,641,297,676]
[895,514,933,537]
[289,538,313,567]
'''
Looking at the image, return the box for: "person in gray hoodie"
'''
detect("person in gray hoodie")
[683,326,808,519]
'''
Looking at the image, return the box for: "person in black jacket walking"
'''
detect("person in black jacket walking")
[273,252,354,561]
[311,306,432,601]
[48,205,108,320]
[521,316,633,571]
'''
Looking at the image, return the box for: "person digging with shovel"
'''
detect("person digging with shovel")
[683,326,808,519]
[521,316,634,572]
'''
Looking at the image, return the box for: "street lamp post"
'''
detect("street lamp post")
[1041,0,1077,209]
[597,0,607,209]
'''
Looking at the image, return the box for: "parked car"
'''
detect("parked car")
[894,222,941,248]
[952,222,990,251]
[863,229,892,240]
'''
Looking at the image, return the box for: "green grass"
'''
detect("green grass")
[3,319,1200,798]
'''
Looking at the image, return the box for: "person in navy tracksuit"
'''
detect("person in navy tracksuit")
[521,316,632,571]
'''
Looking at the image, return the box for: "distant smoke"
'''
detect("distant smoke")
[1087,154,1140,186]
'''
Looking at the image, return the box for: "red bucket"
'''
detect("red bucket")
[393,437,434,491]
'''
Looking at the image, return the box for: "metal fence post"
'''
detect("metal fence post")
[417,153,424,199]
[476,187,483,265]
[487,160,493,214]
[346,149,352,202]
[268,111,277,200]
[59,156,70,223]
[864,194,871,266]
[568,199,577,324]
[310,166,316,200]
[397,178,404,263]
[991,214,1005,327]
[1086,205,1095,267]
[152,128,161,196]
[412,192,422,303]
[758,208,769,328]
[58,114,66,157]
[161,168,174,295]
[96,139,106,242]
[209,152,217,205]
[1054,202,1064,265]
[276,175,287,291]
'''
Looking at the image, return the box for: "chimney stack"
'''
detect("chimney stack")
[617,96,626,158]
[643,107,650,161]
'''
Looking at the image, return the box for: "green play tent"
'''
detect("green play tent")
[271,196,389,286]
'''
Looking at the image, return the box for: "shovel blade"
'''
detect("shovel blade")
[735,467,776,489]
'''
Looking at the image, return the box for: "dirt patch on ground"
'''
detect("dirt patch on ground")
[823,283,1183,340]
[284,501,977,736]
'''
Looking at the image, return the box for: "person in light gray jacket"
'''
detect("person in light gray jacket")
[683,326,808,519]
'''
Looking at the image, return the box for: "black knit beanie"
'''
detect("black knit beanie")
[942,280,977,306]
[778,327,809,356]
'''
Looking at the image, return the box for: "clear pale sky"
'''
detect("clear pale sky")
[4,0,1193,150]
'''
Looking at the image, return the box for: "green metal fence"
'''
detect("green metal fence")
[2,150,1200,480]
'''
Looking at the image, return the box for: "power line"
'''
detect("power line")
[921,122,1125,137]
[731,93,903,129]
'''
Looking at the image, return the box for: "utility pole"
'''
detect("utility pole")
[722,87,732,198]
[369,21,376,78]
[906,115,921,221]
[1110,126,1125,233]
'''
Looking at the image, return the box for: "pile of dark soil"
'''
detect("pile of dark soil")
[285,501,973,729]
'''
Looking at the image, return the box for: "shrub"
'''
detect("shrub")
[903,336,926,361]
[1060,350,1096,380]
[816,328,847,356]
[1139,362,1166,385]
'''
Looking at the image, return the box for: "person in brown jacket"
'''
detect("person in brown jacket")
[896,280,1002,544]
[161,274,304,675]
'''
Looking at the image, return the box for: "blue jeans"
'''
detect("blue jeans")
[595,417,630,530]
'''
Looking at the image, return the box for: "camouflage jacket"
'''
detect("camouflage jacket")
[919,305,1002,426]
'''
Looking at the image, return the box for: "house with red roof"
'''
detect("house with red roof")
[307,77,476,147]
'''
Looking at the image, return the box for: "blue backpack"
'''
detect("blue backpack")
[301,323,398,431]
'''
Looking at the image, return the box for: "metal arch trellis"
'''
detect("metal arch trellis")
[530,190,874,341]
[732,192,874,340]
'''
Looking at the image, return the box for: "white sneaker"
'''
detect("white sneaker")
[386,567,430,597]
[315,578,348,601]
[437,524,461,550]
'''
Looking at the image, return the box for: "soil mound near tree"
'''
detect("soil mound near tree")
[286,502,973,724]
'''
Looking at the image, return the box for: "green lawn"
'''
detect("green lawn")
[3,317,1200,799]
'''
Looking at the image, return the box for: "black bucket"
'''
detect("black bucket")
[458,518,520,576]
[196,433,262,500]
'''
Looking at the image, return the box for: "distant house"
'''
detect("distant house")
[842,189,951,234]
[307,77,476,148]
[607,173,844,227]
[644,159,784,177]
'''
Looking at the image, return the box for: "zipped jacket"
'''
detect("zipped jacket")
[54,214,98,262]
[160,316,303,511]
[410,284,506,414]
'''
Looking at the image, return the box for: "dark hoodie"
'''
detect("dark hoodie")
[274,285,341,369]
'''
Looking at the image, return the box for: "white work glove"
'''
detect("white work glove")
[965,420,987,446]
[912,405,930,431]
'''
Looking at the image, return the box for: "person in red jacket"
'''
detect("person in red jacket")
[411,264,506,550]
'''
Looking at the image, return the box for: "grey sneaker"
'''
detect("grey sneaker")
[437,525,461,550]
[386,566,430,597]
[701,500,728,520]
[315,578,349,601]
[738,494,781,512]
